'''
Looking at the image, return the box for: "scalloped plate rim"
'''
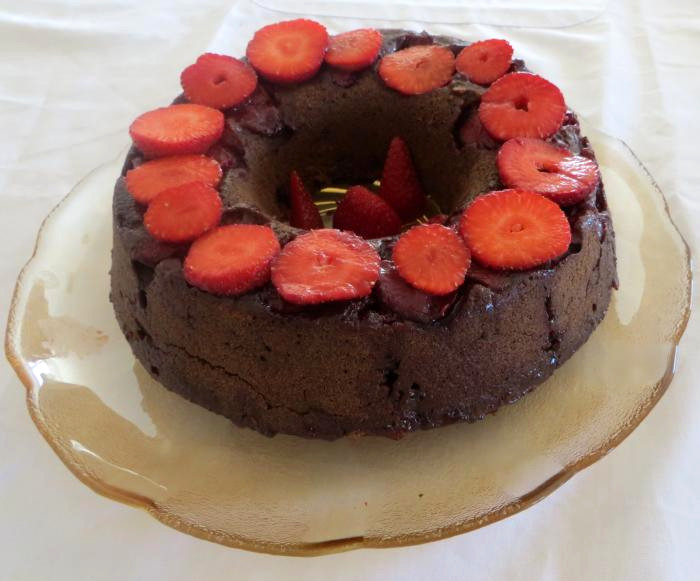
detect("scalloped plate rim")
[4,133,693,556]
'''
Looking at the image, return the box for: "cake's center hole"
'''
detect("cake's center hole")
[479,52,489,63]
[514,96,529,111]
[312,181,442,233]
[510,222,524,233]
[213,75,227,85]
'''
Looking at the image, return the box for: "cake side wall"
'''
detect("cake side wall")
[110,203,615,440]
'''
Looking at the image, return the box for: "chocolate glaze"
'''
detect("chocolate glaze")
[110,30,617,439]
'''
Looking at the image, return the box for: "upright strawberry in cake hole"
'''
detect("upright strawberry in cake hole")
[289,171,323,229]
[478,73,566,141]
[129,104,224,158]
[379,136,427,221]
[459,189,572,270]
[246,19,329,84]
[271,229,381,305]
[497,137,600,206]
[378,44,455,95]
[325,28,383,72]
[184,224,281,296]
[333,185,402,239]
[393,224,471,296]
[144,182,223,243]
[125,155,222,205]
[455,39,513,86]
[181,53,258,110]
[425,214,448,225]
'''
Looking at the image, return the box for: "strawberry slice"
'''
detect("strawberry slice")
[478,73,566,141]
[180,53,258,110]
[333,185,402,239]
[459,189,572,270]
[184,224,281,295]
[455,39,513,85]
[497,137,600,206]
[125,155,222,205]
[378,45,455,95]
[144,182,223,243]
[325,28,383,72]
[289,171,323,229]
[379,136,427,221]
[129,104,224,158]
[246,19,329,84]
[393,224,470,295]
[271,229,381,305]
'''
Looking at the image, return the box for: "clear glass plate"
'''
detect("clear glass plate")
[5,130,691,556]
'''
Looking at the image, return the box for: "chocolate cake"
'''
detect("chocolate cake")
[110,26,617,440]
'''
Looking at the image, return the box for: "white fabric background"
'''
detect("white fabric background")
[1,1,698,578]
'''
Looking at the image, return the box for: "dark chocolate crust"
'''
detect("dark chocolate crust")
[110,30,617,440]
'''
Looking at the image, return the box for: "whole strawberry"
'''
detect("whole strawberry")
[333,186,402,239]
[379,137,427,221]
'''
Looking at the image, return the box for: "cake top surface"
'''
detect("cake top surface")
[115,22,607,325]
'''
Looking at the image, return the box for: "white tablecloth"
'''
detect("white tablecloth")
[1,1,698,578]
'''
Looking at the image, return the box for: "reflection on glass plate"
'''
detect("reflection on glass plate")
[5,131,691,556]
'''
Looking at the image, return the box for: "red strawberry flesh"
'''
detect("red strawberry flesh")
[333,185,402,239]
[129,104,224,158]
[478,72,566,141]
[378,44,455,95]
[379,136,427,221]
[289,171,323,229]
[126,155,222,205]
[144,182,223,243]
[325,28,383,72]
[246,19,329,84]
[181,53,258,110]
[497,137,600,206]
[271,229,381,305]
[184,224,281,295]
[456,39,513,85]
[393,224,470,296]
[459,189,572,270]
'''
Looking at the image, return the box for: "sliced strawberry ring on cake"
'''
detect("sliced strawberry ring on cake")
[144,181,223,243]
[180,53,258,110]
[478,72,566,141]
[497,137,600,206]
[246,19,329,84]
[393,224,471,296]
[325,28,383,72]
[125,155,222,205]
[184,224,281,296]
[271,229,381,305]
[459,189,572,270]
[378,44,455,95]
[129,104,224,158]
[455,39,513,86]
